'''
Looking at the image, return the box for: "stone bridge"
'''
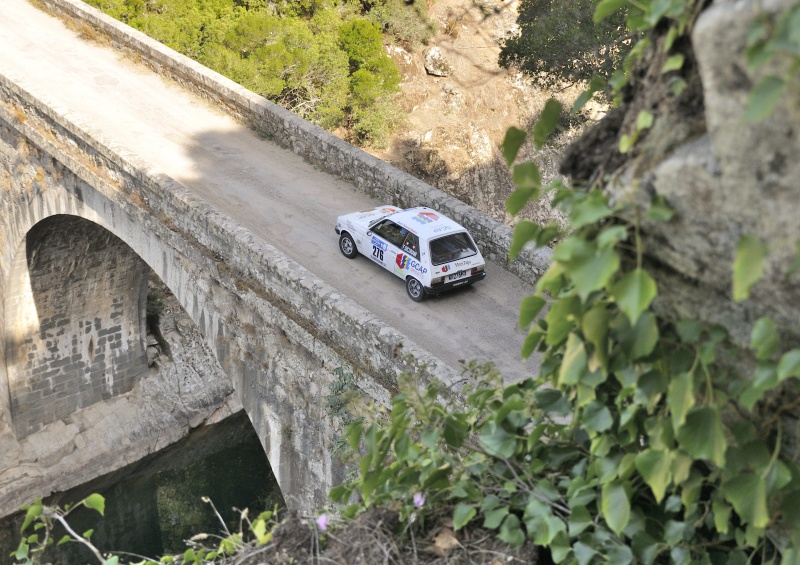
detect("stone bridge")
[0,0,548,516]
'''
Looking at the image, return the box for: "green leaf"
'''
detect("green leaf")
[597,226,629,249]
[83,494,106,516]
[611,269,657,326]
[676,319,702,343]
[559,333,587,386]
[661,54,684,73]
[667,372,695,430]
[750,317,779,360]
[636,110,654,130]
[745,75,785,122]
[509,220,541,260]
[544,295,580,347]
[13,539,29,560]
[631,312,659,359]
[574,542,597,565]
[635,449,672,503]
[512,161,542,192]
[20,501,43,533]
[533,99,562,148]
[712,498,732,534]
[582,305,611,370]
[480,421,517,459]
[595,0,628,23]
[570,245,621,301]
[778,349,800,381]
[521,327,545,360]
[519,295,546,330]
[483,506,509,529]
[498,514,526,547]
[502,126,526,166]
[619,132,638,153]
[568,506,593,537]
[647,194,674,222]
[572,76,606,113]
[676,407,727,467]
[103,557,120,565]
[570,190,613,229]
[453,503,477,531]
[583,401,613,434]
[601,480,631,536]
[721,473,769,528]
[733,235,767,301]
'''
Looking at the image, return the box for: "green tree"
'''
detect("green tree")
[366,0,436,48]
[499,0,630,90]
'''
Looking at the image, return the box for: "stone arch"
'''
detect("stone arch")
[4,214,149,438]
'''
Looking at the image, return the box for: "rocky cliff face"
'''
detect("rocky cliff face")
[560,0,800,351]
[376,0,582,230]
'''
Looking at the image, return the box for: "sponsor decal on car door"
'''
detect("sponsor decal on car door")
[369,235,390,268]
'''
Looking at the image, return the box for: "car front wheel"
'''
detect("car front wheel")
[406,277,426,302]
[339,232,358,259]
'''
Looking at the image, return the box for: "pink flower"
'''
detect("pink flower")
[316,513,329,531]
[413,492,425,508]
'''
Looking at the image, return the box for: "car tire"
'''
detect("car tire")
[406,277,426,302]
[339,232,358,259]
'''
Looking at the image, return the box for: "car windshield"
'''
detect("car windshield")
[429,232,478,265]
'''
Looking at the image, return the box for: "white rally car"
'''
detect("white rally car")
[335,205,486,301]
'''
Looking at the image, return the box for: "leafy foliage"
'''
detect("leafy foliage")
[11,495,283,565]
[499,0,631,90]
[365,0,436,48]
[744,2,800,121]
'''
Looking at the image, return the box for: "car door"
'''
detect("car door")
[368,219,406,275]
[395,231,427,283]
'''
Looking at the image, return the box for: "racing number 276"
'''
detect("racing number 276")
[372,245,384,261]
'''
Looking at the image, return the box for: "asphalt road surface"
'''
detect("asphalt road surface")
[0,0,543,382]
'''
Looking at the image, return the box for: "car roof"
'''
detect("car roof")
[386,207,468,240]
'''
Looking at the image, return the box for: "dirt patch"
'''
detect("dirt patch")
[373,0,586,229]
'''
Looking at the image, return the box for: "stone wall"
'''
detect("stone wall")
[38,0,553,282]
[5,216,149,437]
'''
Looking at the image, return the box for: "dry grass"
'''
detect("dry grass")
[223,508,539,565]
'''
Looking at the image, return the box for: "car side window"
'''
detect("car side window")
[372,220,407,248]
[401,233,420,259]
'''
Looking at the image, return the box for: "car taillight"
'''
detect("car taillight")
[471,266,484,275]
[431,276,444,286]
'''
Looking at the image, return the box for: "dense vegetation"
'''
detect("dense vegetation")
[499,0,631,91]
[84,0,435,147]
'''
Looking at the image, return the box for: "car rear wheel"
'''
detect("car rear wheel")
[339,232,358,259]
[406,277,426,302]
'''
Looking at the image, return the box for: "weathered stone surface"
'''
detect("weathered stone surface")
[424,46,453,77]
[605,0,800,348]
[0,285,238,517]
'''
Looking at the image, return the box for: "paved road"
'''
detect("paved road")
[0,0,542,382]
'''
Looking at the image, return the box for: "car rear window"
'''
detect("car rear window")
[429,232,478,266]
